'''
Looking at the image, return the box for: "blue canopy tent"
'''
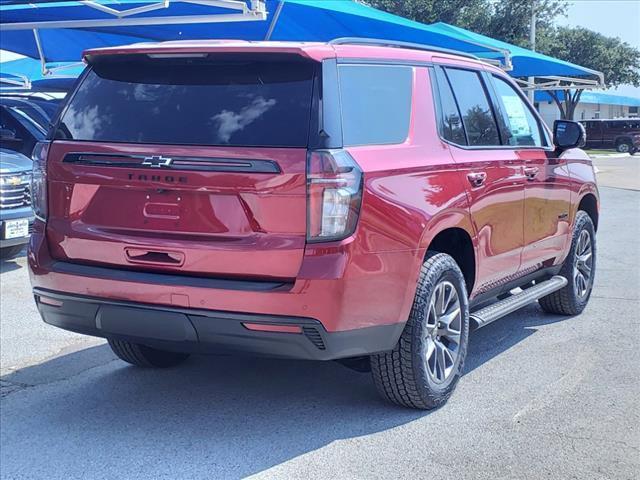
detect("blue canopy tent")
[0,0,603,94]
[0,0,510,63]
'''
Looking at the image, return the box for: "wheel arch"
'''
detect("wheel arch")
[614,135,633,145]
[420,216,477,294]
[578,192,599,231]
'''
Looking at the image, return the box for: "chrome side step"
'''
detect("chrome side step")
[470,275,568,330]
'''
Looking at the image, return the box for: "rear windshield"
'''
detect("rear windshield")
[56,56,315,147]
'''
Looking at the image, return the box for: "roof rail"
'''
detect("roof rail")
[328,37,480,61]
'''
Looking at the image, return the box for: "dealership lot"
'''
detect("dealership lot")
[1,180,639,479]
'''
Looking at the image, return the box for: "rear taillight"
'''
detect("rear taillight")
[307,149,363,242]
[31,141,50,220]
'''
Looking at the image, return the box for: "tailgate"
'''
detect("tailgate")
[46,142,306,279]
[45,53,316,280]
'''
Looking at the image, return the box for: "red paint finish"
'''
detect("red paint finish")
[45,141,308,279]
[30,41,598,339]
[83,41,336,63]
[520,149,573,271]
[447,147,525,291]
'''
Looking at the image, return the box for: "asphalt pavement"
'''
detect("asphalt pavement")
[1,185,638,480]
[591,153,640,190]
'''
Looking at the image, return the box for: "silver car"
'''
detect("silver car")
[0,149,34,259]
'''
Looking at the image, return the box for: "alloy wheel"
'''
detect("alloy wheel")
[574,229,593,298]
[424,280,462,384]
[617,143,630,153]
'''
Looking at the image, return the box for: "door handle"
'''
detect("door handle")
[524,166,539,180]
[467,172,487,188]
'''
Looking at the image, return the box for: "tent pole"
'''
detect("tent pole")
[2,12,266,30]
[32,29,48,76]
[264,1,284,40]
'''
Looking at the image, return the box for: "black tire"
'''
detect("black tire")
[539,210,596,315]
[108,338,190,368]
[0,245,24,260]
[616,139,632,153]
[370,252,469,410]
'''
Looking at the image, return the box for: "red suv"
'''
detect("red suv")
[29,39,599,409]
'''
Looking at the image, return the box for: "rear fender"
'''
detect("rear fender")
[418,209,476,253]
[416,210,477,291]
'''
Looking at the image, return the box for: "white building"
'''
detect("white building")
[535,91,640,128]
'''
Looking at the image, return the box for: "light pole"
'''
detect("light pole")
[528,1,537,102]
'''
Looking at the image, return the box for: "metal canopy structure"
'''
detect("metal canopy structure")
[0,57,83,91]
[514,75,602,92]
[0,0,509,65]
[0,0,266,30]
[427,22,604,88]
[0,0,267,73]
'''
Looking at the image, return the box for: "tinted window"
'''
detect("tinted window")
[0,108,19,133]
[8,106,48,136]
[434,67,466,145]
[339,65,412,146]
[58,57,315,147]
[445,68,500,146]
[492,76,543,147]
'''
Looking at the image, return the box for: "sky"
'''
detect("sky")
[558,0,640,97]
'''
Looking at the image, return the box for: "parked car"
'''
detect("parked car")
[1,149,33,259]
[0,95,61,157]
[580,118,640,153]
[29,40,599,409]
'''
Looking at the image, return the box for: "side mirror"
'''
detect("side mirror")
[553,120,586,151]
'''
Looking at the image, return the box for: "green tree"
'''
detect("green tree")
[482,0,566,48]
[365,0,567,48]
[540,27,640,119]
[364,0,488,28]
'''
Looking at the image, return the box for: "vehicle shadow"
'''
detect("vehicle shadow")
[0,247,26,274]
[0,302,573,479]
[465,302,573,373]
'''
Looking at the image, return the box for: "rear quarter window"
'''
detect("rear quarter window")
[444,68,501,147]
[57,56,316,148]
[338,65,413,146]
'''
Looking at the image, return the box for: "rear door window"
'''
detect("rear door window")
[433,67,466,145]
[57,56,316,147]
[338,65,413,146]
[444,68,501,146]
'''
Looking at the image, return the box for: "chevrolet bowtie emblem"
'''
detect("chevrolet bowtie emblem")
[7,176,24,186]
[142,155,173,168]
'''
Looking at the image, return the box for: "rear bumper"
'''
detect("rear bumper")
[34,288,404,360]
[29,219,421,357]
